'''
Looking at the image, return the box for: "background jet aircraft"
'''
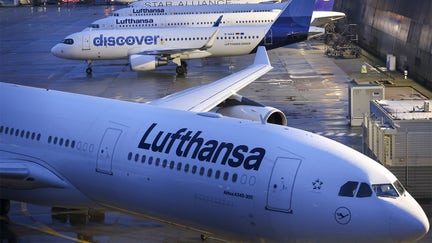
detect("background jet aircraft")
[51,0,314,75]
[1,47,429,242]
[86,8,281,30]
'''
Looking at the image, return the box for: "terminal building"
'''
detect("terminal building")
[363,100,432,200]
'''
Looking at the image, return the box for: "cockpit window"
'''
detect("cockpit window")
[338,181,358,197]
[89,24,100,28]
[63,38,74,45]
[393,180,406,196]
[372,183,399,197]
[356,183,373,198]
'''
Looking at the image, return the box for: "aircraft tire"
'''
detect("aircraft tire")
[86,67,92,75]
[176,66,186,76]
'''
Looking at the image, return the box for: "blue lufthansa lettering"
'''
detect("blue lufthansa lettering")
[93,34,159,47]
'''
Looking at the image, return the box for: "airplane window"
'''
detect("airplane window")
[134,153,139,162]
[63,39,74,45]
[162,159,167,168]
[338,181,358,197]
[71,140,75,148]
[10,127,14,135]
[223,172,229,181]
[192,165,197,174]
[199,167,205,176]
[20,130,25,137]
[177,162,182,171]
[372,184,399,197]
[127,152,132,160]
[141,155,146,163]
[0,125,3,133]
[207,168,213,178]
[184,164,189,173]
[393,180,406,196]
[15,129,19,136]
[356,183,372,198]
[169,161,174,169]
[215,170,221,179]
[65,139,69,147]
[148,156,153,165]
[26,131,30,139]
[232,173,238,183]
[155,158,160,166]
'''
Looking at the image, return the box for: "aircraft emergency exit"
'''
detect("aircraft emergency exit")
[51,0,314,75]
[1,47,429,242]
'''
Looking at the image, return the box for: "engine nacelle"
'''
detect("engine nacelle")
[216,105,287,126]
[129,54,168,71]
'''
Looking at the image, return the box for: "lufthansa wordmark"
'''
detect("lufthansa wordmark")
[138,123,265,170]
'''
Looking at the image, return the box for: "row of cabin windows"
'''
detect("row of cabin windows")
[0,125,41,141]
[127,152,238,183]
[123,10,273,17]
[47,135,76,149]
[159,35,259,42]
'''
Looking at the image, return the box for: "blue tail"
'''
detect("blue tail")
[257,0,315,51]
[314,0,335,11]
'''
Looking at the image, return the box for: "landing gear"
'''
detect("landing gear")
[0,199,10,215]
[86,60,93,75]
[176,60,188,76]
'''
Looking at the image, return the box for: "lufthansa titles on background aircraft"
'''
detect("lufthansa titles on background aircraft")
[115,18,154,25]
[138,123,265,170]
[140,0,232,7]
[93,34,160,47]
[132,8,165,14]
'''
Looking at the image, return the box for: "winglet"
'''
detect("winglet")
[253,46,270,66]
[213,15,223,27]
[200,29,220,50]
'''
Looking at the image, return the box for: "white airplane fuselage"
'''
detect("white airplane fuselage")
[114,2,288,17]
[0,83,429,242]
[87,10,280,30]
[52,27,266,60]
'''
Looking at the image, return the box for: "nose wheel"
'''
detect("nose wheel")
[176,61,188,76]
[86,60,93,75]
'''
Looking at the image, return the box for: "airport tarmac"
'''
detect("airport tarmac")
[0,4,431,242]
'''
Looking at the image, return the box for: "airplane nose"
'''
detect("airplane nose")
[51,44,64,58]
[389,200,430,242]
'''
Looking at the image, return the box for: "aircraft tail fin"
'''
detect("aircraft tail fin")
[213,15,223,27]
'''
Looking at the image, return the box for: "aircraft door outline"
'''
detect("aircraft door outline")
[96,128,122,175]
[82,34,91,50]
[266,157,301,213]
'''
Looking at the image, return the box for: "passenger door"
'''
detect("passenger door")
[266,157,301,213]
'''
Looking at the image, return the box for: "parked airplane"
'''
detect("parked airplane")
[1,47,429,242]
[113,2,288,17]
[125,0,279,7]
[112,1,344,31]
[51,0,314,75]
[86,8,281,30]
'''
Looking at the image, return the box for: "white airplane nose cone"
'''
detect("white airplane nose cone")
[51,44,63,58]
[390,203,430,242]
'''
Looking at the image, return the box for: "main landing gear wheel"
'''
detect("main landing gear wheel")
[176,61,188,76]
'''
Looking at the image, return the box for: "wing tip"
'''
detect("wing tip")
[253,46,271,66]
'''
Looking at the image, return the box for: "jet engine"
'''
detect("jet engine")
[129,54,168,71]
[215,95,287,126]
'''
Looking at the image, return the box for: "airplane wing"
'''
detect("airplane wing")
[0,159,68,189]
[147,46,273,112]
